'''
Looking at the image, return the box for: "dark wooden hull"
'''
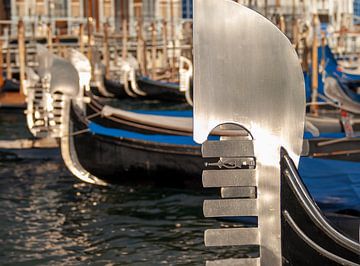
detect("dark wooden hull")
[135,76,186,102]
[71,106,204,187]
[281,151,359,265]
[103,76,187,103]
[103,78,129,98]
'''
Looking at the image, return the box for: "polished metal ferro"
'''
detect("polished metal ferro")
[25,46,106,186]
[193,0,306,265]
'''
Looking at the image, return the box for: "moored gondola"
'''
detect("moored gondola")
[99,56,193,104]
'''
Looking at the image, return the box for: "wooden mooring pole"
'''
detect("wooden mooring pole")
[79,23,84,54]
[87,17,94,79]
[151,21,157,79]
[103,22,110,79]
[47,23,53,51]
[18,20,26,96]
[5,27,11,80]
[136,20,147,76]
[0,38,4,88]
[121,19,128,61]
[310,14,319,115]
[170,0,176,80]
[161,19,169,73]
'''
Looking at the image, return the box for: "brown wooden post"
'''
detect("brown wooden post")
[87,17,94,69]
[87,0,93,18]
[275,0,281,8]
[0,39,4,87]
[135,2,146,76]
[79,23,84,54]
[264,0,268,17]
[121,19,128,61]
[170,0,176,80]
[18,20,26,95]
[6,27,11,80]
[291,0,297,44]
[86,0,94,67]
[103,22,110,79]
[114,38,119,66]
[47,23,53,51]
[151,21,157,79]
[31,21,36,41]
[279,15,286,34]
[94,0,100,32]
[320,31,326,74]
[310,14,319,115]
[136,20,146,76]
[161,19,168,72]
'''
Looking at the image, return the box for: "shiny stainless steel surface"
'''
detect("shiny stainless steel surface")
[202,169,256,187]
[193,0,305,163]
[193,1,306,265]
[206,258,260,266]
[205,228,259,246]
[25,47,106,186]
[49,57,80,97]
[26,50,80,139]
[36,45,54,79]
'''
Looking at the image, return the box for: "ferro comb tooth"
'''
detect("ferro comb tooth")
[221,187,256,199]
[203,199,258,217]
[202,169,257,187]
[202,140,254,158]
[204,228,259,246]
[206,258,260,266]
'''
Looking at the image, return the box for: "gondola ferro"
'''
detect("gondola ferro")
[192,1,360,265]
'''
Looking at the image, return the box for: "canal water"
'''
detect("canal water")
[1,105,359,265]
[0,109,254,265]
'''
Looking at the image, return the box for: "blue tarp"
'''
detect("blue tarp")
[89,122,200,145]
[305,45,360,103]
[303,132,347,139]
[300,157,360,212]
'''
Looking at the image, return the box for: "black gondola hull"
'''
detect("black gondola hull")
[281,151,360,265]
[71,107,204,187]
[103,78,129,98]
[136,77,186,102]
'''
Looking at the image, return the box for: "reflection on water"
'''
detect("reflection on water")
[0,109,32,140]
[0,106,254,265]
[0,159,253,265]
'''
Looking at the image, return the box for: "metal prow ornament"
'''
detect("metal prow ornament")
[26,46,107,186]
[193,1,359,265]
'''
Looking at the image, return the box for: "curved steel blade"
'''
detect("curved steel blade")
[193,0,305,164]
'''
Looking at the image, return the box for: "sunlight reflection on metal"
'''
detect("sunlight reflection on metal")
[193,1,306,265]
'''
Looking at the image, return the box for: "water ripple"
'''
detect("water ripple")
[0,160,249,265]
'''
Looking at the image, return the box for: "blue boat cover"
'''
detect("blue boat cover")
[300,157,360,212]
[91,106,351,141]
[303,132,347,139]
[88,122,201,145]
[305,46,360,103]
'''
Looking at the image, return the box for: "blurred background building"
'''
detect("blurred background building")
[0,0,357,34]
